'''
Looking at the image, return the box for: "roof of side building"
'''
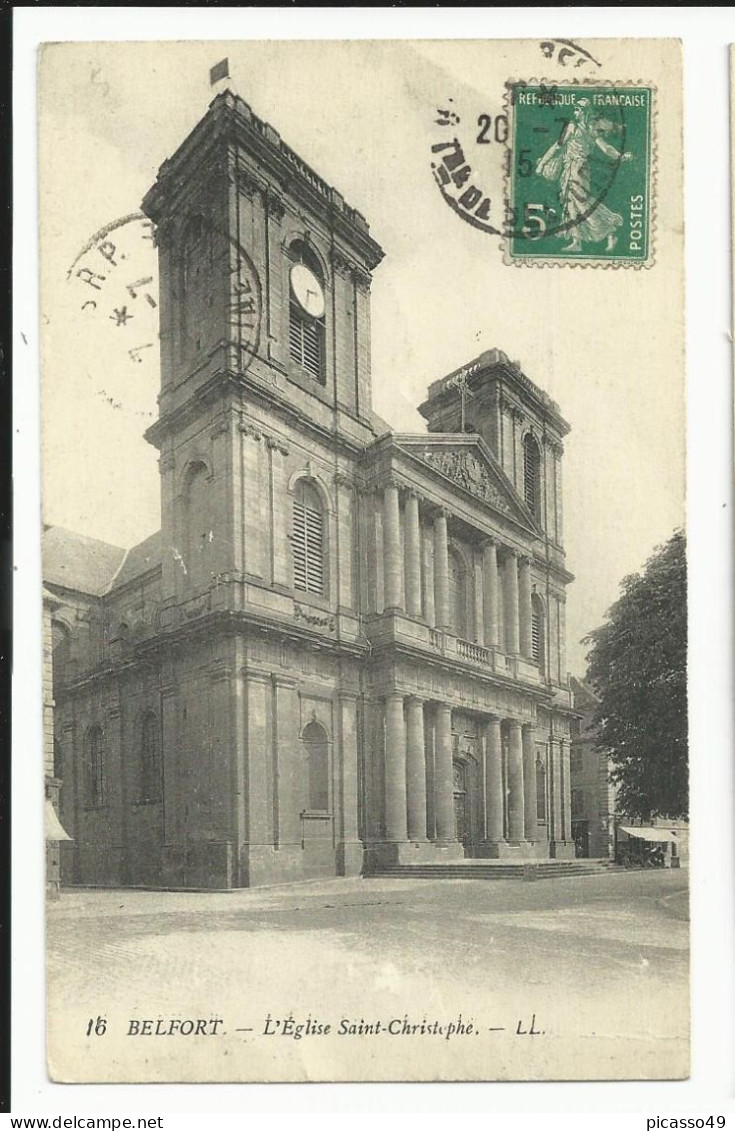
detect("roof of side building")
[43,526,126,597]
[109,530,162,589]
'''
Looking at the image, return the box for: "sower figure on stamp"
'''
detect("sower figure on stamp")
[536,98,633,252]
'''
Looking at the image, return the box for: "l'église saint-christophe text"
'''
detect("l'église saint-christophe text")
[124,1014,498,1040]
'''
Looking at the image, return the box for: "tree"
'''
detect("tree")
[583,530,688,821]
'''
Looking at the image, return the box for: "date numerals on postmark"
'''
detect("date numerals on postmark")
[476,113,509,146]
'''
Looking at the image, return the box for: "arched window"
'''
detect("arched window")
[185,461,213,592]
[83,726,105,808]
[303,721,329,811]
[288,240,326,385]
[292,480,325,595]
[139,712,162,803]
[523,433,541,518]
[531,593,545,673]
[536,752,547,822]
[447,549,468,638]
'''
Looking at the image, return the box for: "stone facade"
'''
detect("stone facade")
[44,91,576,889]
[569,677,615,858]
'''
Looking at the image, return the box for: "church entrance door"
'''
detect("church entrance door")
[453,760,468,851]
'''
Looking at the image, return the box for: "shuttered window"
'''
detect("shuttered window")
[523,433,541,516]
[289,302,324,383]
[531,609,541,661]
[292,481,325,595]
[531,594,545,673]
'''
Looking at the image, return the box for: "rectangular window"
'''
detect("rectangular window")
[289,303,324,383]
[292,498,324,594]
[531,610,541,661]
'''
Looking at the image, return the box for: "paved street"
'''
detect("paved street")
[46,869,688,1084]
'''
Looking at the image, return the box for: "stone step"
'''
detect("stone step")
[366,860,621,881]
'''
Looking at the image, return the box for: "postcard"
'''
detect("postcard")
[40,38,687,1083]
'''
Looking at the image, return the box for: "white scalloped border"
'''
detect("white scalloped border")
[500,77,659,270]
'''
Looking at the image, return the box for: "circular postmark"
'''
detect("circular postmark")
[430,80,652,264]
[66,210,263,403]
[65,213,161,423]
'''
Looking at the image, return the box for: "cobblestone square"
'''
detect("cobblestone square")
[47,869,688,1083]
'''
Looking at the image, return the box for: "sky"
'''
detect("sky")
[39,39,685,676]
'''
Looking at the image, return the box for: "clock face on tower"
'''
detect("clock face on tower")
[290,263,325,319]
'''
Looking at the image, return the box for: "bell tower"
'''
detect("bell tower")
[419,349,569,547]
[143,90,384,424]
[142,90,385,618]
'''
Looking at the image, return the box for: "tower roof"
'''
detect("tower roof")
[142,90,384,272]
[419,348,570,436]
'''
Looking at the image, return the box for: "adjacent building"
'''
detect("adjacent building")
[569,676,615,859]
[569,676,689,865]
[45,91,577,889]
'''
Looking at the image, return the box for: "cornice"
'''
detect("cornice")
[142,92,385,273]
[145,366,377,458]
[364,634,554,705]
[418,350,570,437]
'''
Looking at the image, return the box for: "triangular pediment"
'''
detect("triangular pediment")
[394,435,540,533]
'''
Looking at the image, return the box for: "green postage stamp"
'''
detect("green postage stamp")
[506,83,654,266]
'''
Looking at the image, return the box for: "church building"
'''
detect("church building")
[45,90,576,889]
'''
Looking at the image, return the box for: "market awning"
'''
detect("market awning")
[619,825,677,843]
[45,800,72,842]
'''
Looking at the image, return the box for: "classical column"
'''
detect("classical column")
[549,736,563,842]
[518,556,533,658]
[404,492,422,618]
[384,693,407,842]
[482,539,499,649]
[484,716,504,843]
[382,481,403,612]
[405,696,427,841]
[433,703,455,842]
[433,510,450,630]
[473,552,484,644]
[422,531,435,627]
[507,719,525,841]
[560,739,572,841]
[503,549,520,655]
[522,724,538,841]
[424,706,436,840]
